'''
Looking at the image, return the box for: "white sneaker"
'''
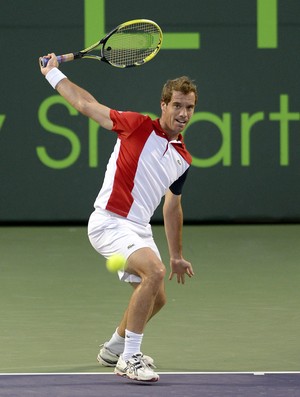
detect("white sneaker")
[97,343,156,368]
[114,354,159,382]
[97,344,119,367]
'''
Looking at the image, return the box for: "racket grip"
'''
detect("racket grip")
[40,54,75,67]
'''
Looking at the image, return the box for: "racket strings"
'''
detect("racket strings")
[103,23,161,67]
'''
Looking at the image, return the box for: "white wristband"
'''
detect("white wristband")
[45,67,67,89]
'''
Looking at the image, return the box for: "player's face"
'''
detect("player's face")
[160,91,196,139]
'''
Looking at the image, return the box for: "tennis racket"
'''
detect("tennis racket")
[40,19,163,68]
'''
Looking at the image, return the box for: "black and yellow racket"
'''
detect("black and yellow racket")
[40,19,163,68]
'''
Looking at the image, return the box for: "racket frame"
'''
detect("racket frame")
[40,19,163,68]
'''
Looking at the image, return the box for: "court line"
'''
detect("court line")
[1,371,299,376]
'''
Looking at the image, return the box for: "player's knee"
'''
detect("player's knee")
[141,260,166,288]
[150,262,166,284]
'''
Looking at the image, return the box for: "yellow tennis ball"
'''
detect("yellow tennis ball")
[106,254,126,273]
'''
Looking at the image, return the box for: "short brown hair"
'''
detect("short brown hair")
[161,76,198,105]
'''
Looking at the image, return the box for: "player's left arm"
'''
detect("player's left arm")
[163,189,194,284]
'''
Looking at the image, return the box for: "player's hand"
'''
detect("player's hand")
[39,53,59,76]
[169,257,194,284]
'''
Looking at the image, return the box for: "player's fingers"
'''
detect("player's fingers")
[39,55,48,69]
[168,271,174,281]
[186,266,194,277]
[178,273,185,284]
[39,54,53,72]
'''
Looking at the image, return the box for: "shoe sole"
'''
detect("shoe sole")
[97,354,155,369]
[97,354,117,367]
[115,370,159,382]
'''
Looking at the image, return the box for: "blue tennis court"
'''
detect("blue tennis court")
[1,372,300,397]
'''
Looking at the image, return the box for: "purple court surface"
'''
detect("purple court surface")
[0,372,299,397]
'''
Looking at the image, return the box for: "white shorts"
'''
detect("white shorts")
[87,208,161,283]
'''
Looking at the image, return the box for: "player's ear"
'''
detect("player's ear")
[161,101,167,112]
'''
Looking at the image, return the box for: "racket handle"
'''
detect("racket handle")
[40,53,75,67]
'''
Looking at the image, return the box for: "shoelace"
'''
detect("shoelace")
[130,354,145,370]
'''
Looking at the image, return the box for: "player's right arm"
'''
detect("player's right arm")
[56,79,113,130]
[39,53,113,131]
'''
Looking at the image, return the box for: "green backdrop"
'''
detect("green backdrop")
[1,0,300,223]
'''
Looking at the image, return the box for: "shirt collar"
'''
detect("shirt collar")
[153,118,183,143]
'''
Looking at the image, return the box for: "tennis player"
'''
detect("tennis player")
[40,53,196,382]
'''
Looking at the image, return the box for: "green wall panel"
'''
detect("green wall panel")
[1,0,299,223]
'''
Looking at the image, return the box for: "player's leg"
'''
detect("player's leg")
[97,281,165,367]
[123,247,166,334]
[118,280,166,337]
[114,247,164,381]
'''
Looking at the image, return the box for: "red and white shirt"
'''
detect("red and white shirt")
[94,110,192,226]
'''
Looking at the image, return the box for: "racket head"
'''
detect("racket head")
[99,19,163,68]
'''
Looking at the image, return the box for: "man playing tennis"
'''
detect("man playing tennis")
[40,53,196,382]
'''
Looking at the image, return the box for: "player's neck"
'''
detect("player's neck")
[158,119,180,141]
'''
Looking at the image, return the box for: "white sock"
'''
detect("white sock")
[122,329,143,361]
[105,328,125,355]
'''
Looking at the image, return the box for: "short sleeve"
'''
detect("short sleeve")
[169,168,189,195]
[110,110,150,138]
